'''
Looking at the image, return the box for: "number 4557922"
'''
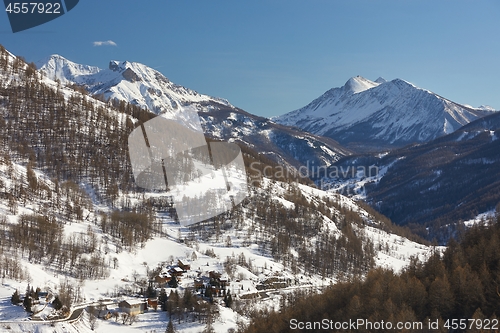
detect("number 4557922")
[444,318,499,330]
[5,2,61,14]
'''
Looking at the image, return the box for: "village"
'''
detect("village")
[6,256,299,328]
[95,258,294,322]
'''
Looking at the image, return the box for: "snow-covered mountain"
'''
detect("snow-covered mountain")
[38,55,233,114]
[274,76,496,151]
[37,55,350,172]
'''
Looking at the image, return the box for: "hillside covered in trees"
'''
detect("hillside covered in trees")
[244,217,500,333]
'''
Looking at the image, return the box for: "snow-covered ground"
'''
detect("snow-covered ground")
[0,159,435,332]
[462,209,496,228]
[317,156,403,200]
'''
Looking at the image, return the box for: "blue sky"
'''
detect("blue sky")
[1,0,499,117]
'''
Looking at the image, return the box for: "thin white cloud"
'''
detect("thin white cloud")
[93,40,117,47]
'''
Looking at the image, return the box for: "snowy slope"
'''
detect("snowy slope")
[274,76,496,151]
[0,161,434,333]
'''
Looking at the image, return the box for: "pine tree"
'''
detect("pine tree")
[225,292,233,308]
[159,289,168,311]
[11,290,20,305]
[31,286,38,300]
[202,309,216,333]
[23,295,32,313]
[204,287,212,299]
[168,275,178,288]
[182,289,193,308]
[52,295,63,310]
[428,275,454,318]
[165,320,176,333]
[146,285,156,298]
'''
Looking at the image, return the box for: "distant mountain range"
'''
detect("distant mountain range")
[274,76,496,152]
[38,55,350,173]
[328,110,500,242]
[38,55,500,242]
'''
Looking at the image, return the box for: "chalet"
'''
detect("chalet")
[256,284,266,291]
[256,277,290,290]
[219,274,229,288]
[169,266,184,277]
[118,300,147,316]
[155,271,172,286]
[210,285,224,297]
[177,259,191,271]
[147,298,158,311]
[194,276,210,290]
[209,271,229,288]
[194,277,204,289]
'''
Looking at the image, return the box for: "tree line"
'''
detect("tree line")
[0,45,159,280]
[243,216,500,333]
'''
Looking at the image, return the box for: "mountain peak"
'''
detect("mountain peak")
[108,61,142,82]
[375,77,387,84]
[108,60,138,71]
[109,60,123,72]
[37,54,101,85]
[275,75,495,150]
[390,78,416,88]
[344,76,379,94]
[477,105,496,112]
[47,54,68,61]
[38,54,233,114]
[37,54,73,69]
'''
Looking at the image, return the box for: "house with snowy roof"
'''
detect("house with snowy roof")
[118,299,147,316]
[177,259,191,271]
